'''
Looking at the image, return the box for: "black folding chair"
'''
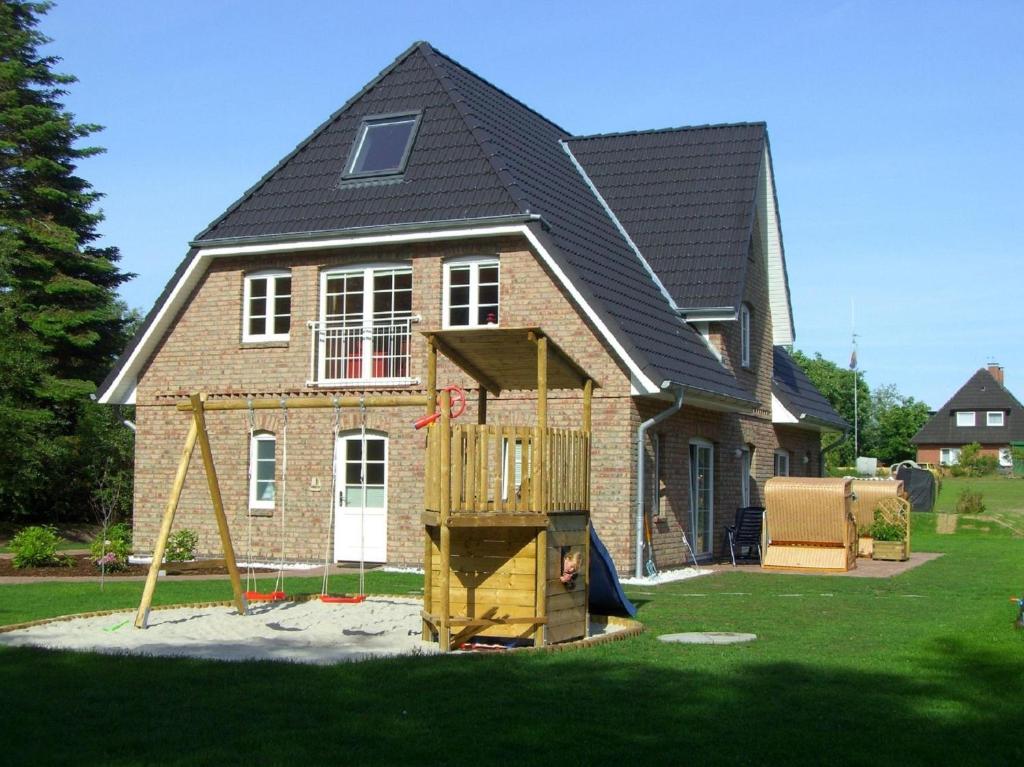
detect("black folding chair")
[726,506,765,566]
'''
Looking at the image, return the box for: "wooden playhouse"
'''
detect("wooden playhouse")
[762,477,857,572]
[420,328,595,652]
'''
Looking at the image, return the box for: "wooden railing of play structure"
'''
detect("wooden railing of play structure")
[425,424,590,515]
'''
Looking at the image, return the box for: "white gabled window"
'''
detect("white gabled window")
[773,449,790,477]
[243,270,291,342]
[940,447,961,466]
[987,411,1005,427]
[443,256,499,328]
[956,411,976,427]
[739,303,751,368]
[249,432,276,509]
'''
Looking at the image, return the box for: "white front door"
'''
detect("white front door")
[335,433,388,563]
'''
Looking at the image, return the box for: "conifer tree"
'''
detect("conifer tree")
[0,0,133,519]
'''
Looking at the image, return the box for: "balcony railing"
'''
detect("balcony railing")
[307,315,419,386]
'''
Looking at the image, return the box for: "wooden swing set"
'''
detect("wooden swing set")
[135,326,597,654]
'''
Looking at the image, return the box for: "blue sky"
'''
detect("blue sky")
[40,0,1023,409]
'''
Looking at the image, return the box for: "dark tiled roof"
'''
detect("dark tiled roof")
[565,124,765,310]
[192,42,754,404]
[912,369,1024,444]
[772,346,848,430]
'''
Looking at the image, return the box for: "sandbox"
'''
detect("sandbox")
[0,597,635,664]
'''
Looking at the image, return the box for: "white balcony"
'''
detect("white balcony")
[307,315,420,387]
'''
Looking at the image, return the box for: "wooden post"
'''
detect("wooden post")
[134,419,199,628]
[425,335,437,416]
[438,388,452,652]
[478,387,487,425]
[191,394,248,617]
[534,333,548,646]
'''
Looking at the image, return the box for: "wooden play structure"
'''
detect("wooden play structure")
[761,477,857,572]
[870,495,912,561]
[421,328,596,651]
[850,479,906,531]
[133,326,595,654]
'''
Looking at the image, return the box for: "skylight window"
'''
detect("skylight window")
[345,114,420,178]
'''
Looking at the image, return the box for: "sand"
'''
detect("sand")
[0,597,440,665]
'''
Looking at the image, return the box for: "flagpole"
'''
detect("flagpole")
[851,299,858,458]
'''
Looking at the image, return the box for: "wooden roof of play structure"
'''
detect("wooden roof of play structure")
[425,327,597,395]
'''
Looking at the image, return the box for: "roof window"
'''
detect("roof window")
[344,114,420,178]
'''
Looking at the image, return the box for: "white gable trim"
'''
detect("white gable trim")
[98,223,660,404]
[759,146,795,346]
[772,392,800,423]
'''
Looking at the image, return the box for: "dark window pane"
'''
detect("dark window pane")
[449,267,470,286]
[274,315,290,334]
[374,273,392,292]
[395,290,412,313]
[249,317,266,335]
[450,286,470,306]
[249,297,266,317]
[478,285,498,306]
[349,275,363,292]
[367,439,385,461]
[375,290,393,314]
[275,296,290,316]
[351,119,416,174]
[346,463,361,485]
[450,307,470,326]
[478,306,499,325]
[366,462,385,485]
[326,295,342,318]
[395,272,412,290]
[257,438,275,460]
[347,292,363,318]
[347,440,362,461]
[276,276,291,296]
[479,266,498,284]
[249,279,267,298]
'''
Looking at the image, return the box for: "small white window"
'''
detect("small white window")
[243,270,291,342]
[987,411,1004,427]
[739,303,751,368]
[249,432,276,509]
[939,447,961,466]
[443,257,499,328]
[773,449,790,477]
[956,411,976,427]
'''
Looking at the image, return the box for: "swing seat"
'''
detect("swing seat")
[320,594,367,604]
[245,590,287,602]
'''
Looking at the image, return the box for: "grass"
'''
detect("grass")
[1,511,1022,766]
[934,475,1024,514]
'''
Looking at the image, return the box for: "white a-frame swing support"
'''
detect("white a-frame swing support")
[134,391,431,628]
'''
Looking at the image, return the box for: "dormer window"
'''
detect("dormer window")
[956,411,976,427]
[739,303,752,368]
[987,411,1005,427]
[344,113,420,178]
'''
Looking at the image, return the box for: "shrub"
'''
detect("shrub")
[166,529,199,562]
[868,510,905,542]
[956,488,985,514]
[958,442,999,477]
[11,525,69,569]
[91,522,133,571]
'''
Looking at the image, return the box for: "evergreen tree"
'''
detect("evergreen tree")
[0,1,134,519]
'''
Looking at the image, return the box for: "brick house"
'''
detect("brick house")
[912,364,1022,469]
[97,42,845,575]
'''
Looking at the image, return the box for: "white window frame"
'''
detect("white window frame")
[442,256,500,329]
[956,411,976,427]
[651,433,665,519]
[939,447,961,466]
[987,411,1005,427]
[242,269,291,342]
[773,449,790,477]
[317,263,415,385]
[249,431,276,510]
[999,447,1012,467]
[688,438,715,558]
[740,445,752,508]
[739,303,751,368]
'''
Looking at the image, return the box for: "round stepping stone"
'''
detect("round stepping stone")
[658,632,757,645]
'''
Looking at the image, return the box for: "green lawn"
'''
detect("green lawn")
[934,475,1024,514]
[1,516,1021,766]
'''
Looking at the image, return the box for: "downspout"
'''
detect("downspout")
[635,383,685,577]
[819,430,849,477]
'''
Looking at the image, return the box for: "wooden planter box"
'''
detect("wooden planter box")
[871,540,908,561]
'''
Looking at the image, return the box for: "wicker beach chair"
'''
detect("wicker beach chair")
[762,477,857,572]
[726,506,765,566]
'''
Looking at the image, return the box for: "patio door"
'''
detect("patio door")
[335,432,388,563]
[689,439,714,558]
